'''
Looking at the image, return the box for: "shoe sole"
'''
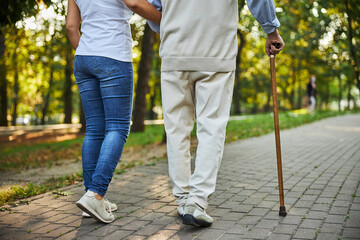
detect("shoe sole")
[76,200,114,224]
[82,212,91,218]
[183,214,212,227]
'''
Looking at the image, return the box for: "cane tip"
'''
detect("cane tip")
[279,206,287,217]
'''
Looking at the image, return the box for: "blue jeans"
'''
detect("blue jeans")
[74,55,133,196]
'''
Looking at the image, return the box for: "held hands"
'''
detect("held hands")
[266,29,285,57]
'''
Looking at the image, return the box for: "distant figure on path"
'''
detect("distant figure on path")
[66,0,160,223]
[148,0,285,227]
[307,75,317,114]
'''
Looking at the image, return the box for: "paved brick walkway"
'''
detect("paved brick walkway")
[0,114,359,240]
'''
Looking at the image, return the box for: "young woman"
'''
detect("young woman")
[66,0,160,223]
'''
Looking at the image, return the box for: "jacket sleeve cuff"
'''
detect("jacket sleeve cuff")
[260,17,281,34]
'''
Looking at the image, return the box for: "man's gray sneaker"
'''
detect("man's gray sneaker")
[183,203,213,227]
[76,191,116,223]
[82,199,117,218]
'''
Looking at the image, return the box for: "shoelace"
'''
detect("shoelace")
[104,199,112,214]
[178,196,187,205]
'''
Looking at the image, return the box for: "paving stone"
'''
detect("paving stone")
[255,219,278,229]
[227,224,251,234]
[222,212,244,221]
[316,232,340,240]
[311,203,331,211]
[281,216,302,225]
[31,223,62,234]
[320,223,343,234]
[123,235,146,240]
[210,208,230,217]
[273,224,297,235]
[288,207,309,216]
[147,230,177,240]
[306,210,327,220]
[329,206,349,215]
[0,230,39,240]
[267,233,292,240]
[88,225,118,237]
[152,216,177,226]
[299,219,322,229]
[102,230,134,240]
[242,228,270,239]
[263,211,282,220]
[200,220,230,230]
[293,228,317,239]
[134,223,165,236]
[325,214,346,224]
[197,229,225,240]
[170,227,204,240]
[157,206,176,213]
[238,216,261,225]
[140,212,165,221]
[293,200,313,208]
[57,229,86,240]
[219,233,245,240]
[343,227,360,239]
[43,226,74,238]
[122,220,151,231]
[345,216,360,228]
[44,213,71,223]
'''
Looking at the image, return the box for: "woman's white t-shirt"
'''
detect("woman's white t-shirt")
[74,0,133,62]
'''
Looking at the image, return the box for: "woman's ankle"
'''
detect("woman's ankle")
[89,190,103,200]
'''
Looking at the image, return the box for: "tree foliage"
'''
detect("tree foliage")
[1,0,359,128]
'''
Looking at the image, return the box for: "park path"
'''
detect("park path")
[0,113,359,240]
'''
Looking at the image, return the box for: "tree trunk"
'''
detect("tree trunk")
[131,24,155,132]
[296,59,303,109]
[264,90,271,112]
[338,75,342,111]
[325,78,330,109]
[162,130,166,144]
[347,77,352,110]
[11,66,19,126]
[41,69,54,125]
[64,38,73,123]
[0,29,8,126]
[149,89,156,120]
[290,57,296,109]
[251,78,258,114]
[233,30,246,115]
[345,0,360,93]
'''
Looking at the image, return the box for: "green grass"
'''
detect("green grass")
[0,125,165,171]
[0,171,83,206]
[225,110,351,142]
[125,125,164,146]
[0,138,83,170]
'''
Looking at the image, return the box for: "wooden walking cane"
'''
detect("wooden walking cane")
[270,48,287,217]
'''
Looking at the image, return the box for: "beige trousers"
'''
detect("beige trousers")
[161,71,234,209]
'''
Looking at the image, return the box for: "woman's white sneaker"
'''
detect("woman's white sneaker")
[82,199,117,218]
[76,191,116,223]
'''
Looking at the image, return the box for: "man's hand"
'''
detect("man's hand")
[266,29,285,57]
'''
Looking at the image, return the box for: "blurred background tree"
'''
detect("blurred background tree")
[0,0,359,129]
